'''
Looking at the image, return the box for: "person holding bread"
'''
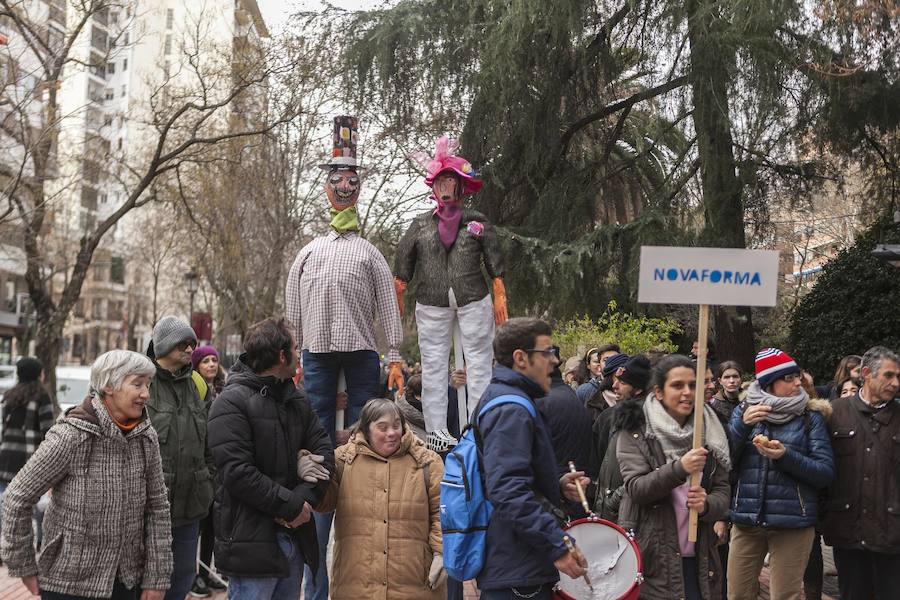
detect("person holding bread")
[725,348,834,600]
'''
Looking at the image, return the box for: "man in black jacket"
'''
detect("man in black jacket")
[208,317,334,599]
[823,345,900,600]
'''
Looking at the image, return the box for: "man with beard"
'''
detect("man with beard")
[394,137,507,451]
[285,115,404,600]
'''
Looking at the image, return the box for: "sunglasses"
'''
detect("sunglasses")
[175,340,196,352]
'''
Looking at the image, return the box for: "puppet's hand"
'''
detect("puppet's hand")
[394,278,407,317]
[388,362,405,395]
[492,278,508,325]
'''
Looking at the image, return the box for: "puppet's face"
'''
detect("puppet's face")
[326,168,361,211]
[433,172,461,204]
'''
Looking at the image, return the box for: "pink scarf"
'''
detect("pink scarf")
[434,200,462,249]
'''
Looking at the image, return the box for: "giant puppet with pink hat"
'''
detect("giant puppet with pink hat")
[394,137,508,451]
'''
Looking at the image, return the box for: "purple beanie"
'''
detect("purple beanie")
[191,345,219,370]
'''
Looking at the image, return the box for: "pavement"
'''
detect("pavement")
[0,564,839,600]
[0,544,840,599]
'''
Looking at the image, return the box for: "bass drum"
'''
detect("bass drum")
[553,517,642,600]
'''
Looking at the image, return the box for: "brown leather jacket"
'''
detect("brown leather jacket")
[617,426,730,600]
[394,209,503,308]
[822,394,900,553]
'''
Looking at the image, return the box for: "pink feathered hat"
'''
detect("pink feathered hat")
[411,137,483,196]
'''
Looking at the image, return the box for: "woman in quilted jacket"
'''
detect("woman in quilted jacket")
[0,350,172,600]
[726,348,834,600]
[316,398,446,600]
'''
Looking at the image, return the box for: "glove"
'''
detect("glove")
[297,449,329,483]
[394,277,407,317]
[427,554,447,589]
[388,362,405,395]
[492,278,508,325]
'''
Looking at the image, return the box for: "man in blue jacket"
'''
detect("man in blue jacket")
[475,317,589,600]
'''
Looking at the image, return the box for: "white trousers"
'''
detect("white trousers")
[415,293,494,434]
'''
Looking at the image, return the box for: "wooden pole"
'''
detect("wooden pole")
[335,369,346,432]
[453,319,468,434]
[688,303,710,543]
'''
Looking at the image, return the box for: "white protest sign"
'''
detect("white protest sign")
[638,246,780,307]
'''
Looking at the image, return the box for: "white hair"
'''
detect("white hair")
[91,350,156,395]
[861,346,900,378]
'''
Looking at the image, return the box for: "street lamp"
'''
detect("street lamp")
[184,270,199,324]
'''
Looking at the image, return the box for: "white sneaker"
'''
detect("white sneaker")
[427,429,458,452]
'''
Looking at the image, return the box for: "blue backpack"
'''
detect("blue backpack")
[439,394,537,581]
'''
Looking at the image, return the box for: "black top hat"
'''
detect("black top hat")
[318,115,363,170]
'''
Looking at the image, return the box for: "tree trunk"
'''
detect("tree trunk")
[686,0,756,370]
[35,317,64,414]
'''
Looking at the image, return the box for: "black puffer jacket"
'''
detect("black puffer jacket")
[208,358,335,578]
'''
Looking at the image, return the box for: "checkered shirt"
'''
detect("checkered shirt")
[285,231,403,363]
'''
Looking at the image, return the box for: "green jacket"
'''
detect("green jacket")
[147,361,216,526]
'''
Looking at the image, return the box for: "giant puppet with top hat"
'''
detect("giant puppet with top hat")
[394,137,508,452]
[285,116,405,446]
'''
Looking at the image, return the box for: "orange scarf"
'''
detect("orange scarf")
[103,399,141,432]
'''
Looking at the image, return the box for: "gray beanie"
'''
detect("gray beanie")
[152,315,197,358]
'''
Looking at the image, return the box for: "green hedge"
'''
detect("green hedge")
[788,215,900,382]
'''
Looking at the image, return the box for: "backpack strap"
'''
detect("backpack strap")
[191,370,209,403]
[475,394,537,425]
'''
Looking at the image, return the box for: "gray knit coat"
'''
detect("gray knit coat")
[0,396,173,597]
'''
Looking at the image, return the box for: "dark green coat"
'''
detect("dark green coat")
[147,362,215,526]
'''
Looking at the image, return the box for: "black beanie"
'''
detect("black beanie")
[16,357,43,383]
[618,355,651,391]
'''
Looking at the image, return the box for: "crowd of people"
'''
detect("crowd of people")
[0,115,896,600]
[0,312,894,600]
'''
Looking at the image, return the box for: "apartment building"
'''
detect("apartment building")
[1,0,269,364]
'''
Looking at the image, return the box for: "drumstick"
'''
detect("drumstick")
[563,535,594,591]
[568,461,592,515]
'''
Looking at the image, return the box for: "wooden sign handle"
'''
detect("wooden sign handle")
[688,304,710,543]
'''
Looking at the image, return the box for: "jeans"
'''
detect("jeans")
[302,510,334,600]
[682,556,701,600]
[229,533,304,600]
[479,584,554,599]
[41,580,139,599]
[165,520,200,600]
[301,350,381,445]
[447,577,464,600]
[832,546,900,600]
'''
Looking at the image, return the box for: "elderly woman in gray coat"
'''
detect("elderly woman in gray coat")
[1,350,173,600]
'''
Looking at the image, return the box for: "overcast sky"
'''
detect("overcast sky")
[256,0,384,33]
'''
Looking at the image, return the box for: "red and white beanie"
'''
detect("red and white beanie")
[755,348,801,391]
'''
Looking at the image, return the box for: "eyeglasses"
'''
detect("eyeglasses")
[525,348,558,359]
[781,373,801,383]
[175,340,196,352]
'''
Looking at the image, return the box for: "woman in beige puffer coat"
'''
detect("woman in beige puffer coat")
[316,398,445,600]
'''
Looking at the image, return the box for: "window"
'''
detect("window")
[120,84,126,97]
[117,138,122,150]
[110,257,125,284]
[107,62,115,74]
[105,90,114,101]
[123,58,128,70]
[164,33,172,54]
[92,299,105,320]
[166,8,174,29]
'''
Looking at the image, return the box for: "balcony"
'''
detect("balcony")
[90,26,108,52]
